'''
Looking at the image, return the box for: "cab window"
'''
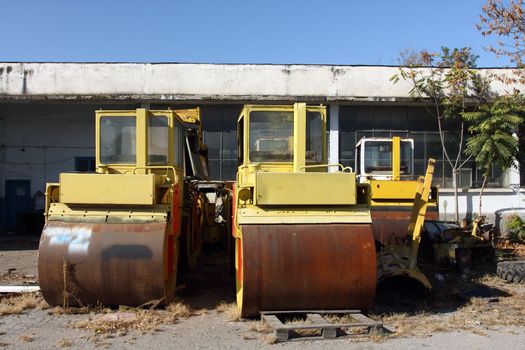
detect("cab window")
[100,116,136,164]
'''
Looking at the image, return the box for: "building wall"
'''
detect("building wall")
[0,102,139,231]
[1,62,524,233]
[439,188,525,232]
[1,63,523,101]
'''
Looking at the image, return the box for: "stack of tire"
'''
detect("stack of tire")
[497,261,525,283]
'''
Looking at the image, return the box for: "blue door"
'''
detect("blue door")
[5,180,32,232]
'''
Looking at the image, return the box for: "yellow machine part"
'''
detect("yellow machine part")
[376,158,436,290]
[255,172,356,205]
[59,173,156,205]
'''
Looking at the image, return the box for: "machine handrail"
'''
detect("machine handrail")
[131,166,179,185]
[298,163,353,173]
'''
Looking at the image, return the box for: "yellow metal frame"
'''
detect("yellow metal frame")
[238,104,327,170]
[392,136,401,181]
[95,109,185,175]
[376,158,436,290]
[408,158,436,268]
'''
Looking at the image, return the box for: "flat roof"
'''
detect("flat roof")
[1,62,522,102]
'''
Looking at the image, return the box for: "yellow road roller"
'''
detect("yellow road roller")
[39,108,194,307]
[233,103,376,317]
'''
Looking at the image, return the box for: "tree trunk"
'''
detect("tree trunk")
[478,175,488,218]
[453,169,459,224]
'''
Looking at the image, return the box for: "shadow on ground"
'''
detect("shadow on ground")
[176,247,236,311]
[0,234,40,251]
[373,261,510,316]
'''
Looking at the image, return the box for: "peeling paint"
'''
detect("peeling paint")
[0,63,523,101]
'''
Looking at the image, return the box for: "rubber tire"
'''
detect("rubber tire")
[497,261,525,283]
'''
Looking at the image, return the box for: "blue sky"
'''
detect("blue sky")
[0,0,512,67]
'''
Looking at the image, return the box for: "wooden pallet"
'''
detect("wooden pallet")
[260,310,383,342]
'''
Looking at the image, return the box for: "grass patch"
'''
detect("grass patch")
[70,301,192,335]
[0,293,47,316]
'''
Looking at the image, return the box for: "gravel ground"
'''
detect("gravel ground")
[1,308,525,350]
[1,236,525,350]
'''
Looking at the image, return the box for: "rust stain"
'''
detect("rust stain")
[38,221,176,307]
[238,224,376,317]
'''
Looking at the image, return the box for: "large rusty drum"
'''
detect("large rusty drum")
[236,224,376,317]
[38,221,176,307]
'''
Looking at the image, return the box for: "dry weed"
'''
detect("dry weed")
[324,314,356,324]
[57,338,74,348]
[18,335,35,342]
[0,293,47,315]
[71,301,192,335]
[375,279,525,339]
[248,320,272,334]
[263,334,277,344]
[215,301,241,321]
[242,333,257,340]
[49,305,110,315]
[166,302,191,318]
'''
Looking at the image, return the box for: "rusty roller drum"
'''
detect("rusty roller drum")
[38,221,177,307]
[236,224,376,317]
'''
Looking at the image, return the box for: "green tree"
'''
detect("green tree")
[463,97,524,216]
[391,47,491,223]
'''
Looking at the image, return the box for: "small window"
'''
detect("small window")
[173,120,184,168]
[364,141,392,174]
[249,111,293,162]
[306,111,323,164]
[237,116,244,166]
[185,128,205,178]
[100,117,136,164]
[148,116,169,165]
[75,157,96,172]
[400,141,413,175]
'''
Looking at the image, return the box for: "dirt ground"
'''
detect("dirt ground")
[1,235,525,350]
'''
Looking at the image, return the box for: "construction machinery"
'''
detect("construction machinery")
[426,217,494,273]
[38,107,224,307]
[354,137,438,288]
[355,137,439,247]
[376,158,436,289]
[233,103,376,317]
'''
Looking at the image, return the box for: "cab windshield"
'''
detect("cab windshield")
[363,140,413,175]
[100,116,136,164]
[248,111,323,163]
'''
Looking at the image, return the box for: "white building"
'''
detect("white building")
[0,62,524,232]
